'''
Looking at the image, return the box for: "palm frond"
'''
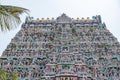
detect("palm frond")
[0,68,6,80]
[0,5,29,31]
[7,72,18,80]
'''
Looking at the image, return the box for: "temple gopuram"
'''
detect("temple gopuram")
[0,14,120,80]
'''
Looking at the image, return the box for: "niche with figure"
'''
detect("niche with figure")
[63,47,69,51]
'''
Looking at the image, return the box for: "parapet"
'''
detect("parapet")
[24,14,102,24]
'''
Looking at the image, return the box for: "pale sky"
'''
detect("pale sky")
[0,0,120,55]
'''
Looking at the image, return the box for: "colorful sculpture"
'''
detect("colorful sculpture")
[0,14,120,80]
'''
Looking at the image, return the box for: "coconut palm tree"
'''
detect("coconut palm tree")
[0,5,29,31]
[0,68,18,80]
[7,72,18,80]
[0,68,6,80]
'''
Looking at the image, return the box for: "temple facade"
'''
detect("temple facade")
[0,14,120,80]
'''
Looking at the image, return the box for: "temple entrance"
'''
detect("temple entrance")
[56,77,77,80]
[65,77,68,80]
[62,46,69,51]
[55,74,78,80]
[65,77,70,80]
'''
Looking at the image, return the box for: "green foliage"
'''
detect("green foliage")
[0,68,18,80]
[7,72,18,80]
[0,68,6,80]
[0,5,29,31]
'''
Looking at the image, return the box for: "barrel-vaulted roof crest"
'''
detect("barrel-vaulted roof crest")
[56,13,72,23]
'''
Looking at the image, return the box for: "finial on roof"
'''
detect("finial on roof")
[61,13,66,17]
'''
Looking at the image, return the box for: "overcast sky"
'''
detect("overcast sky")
[0,0,120,55]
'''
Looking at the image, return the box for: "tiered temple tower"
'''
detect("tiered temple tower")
[0,14,120,80]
